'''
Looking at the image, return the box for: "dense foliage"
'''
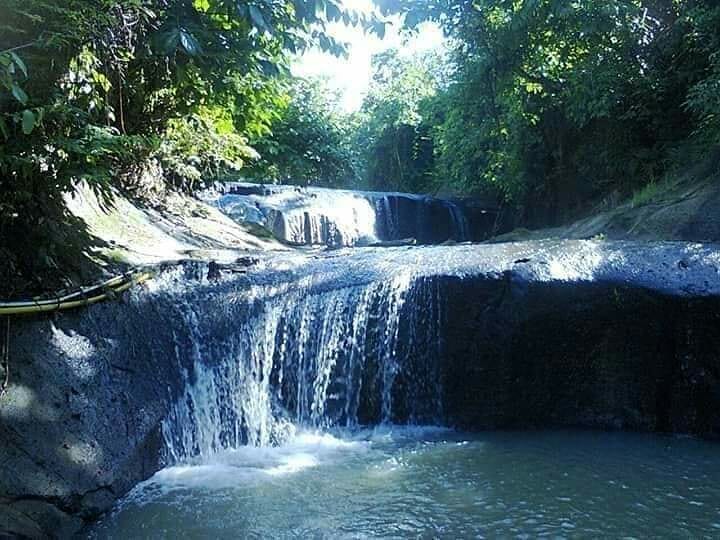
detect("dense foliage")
[0,0,378,295]
[369,0,720,224]
[244,77,359,187]
[354,48,448,192]
[3,0,720,294]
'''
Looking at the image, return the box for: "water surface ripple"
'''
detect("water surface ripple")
[90,428,720,538]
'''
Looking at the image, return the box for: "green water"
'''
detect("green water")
[90,428,720,538]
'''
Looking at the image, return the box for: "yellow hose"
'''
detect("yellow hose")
[0,272,153,316]
[21,271,140,308]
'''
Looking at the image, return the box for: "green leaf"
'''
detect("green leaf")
[9,52,27,77]
[283,35,298,54]
[292,0,307,21]
[235,3,249,18]
[405,11,422,28]
[315,0,326,20]
[11,83,28,104]
[374,20,386,39]
[155,28,180,55]
[0,117,8,139]
[21,109,36,135]
[326,1,341,21]
[319,34,332,52]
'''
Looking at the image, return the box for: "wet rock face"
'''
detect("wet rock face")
[440,277,720,435]
[372,195,475,245]
[0,291,194,538]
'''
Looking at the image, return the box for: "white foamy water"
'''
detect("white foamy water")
[94,239,720,538]
[133,429,369,497]
[217,188,379,247]
[161,269,443,463]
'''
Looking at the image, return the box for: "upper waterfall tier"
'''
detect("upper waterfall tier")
[212,183,499,247]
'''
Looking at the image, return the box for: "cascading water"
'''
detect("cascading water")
[161,268,443,463]
[377,195,399,240]
[215,186,379,247]
[447,200,470,242]
[159,238,693,463]
[212,183,477,247]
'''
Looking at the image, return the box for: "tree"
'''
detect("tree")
[0,0,385,295]
[355,48,448,192]
[374,0,720,224]
[244,76,359,187]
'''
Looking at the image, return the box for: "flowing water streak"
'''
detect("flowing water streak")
[447,201,470,242]
[162,267,443,463]
[378,195,399,240]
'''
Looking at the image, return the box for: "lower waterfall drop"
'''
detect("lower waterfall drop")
[161,271,443,463]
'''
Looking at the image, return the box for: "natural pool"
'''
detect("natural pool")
[89,427,720,538]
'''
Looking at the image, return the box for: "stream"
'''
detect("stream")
[31,184,713,538]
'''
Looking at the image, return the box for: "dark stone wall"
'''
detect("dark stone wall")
[374,195,506,244]
[222,183,505,246]
[0,288,196,538]
[453,200,507,242]
[440,274,720,436]
[374,195,464,243]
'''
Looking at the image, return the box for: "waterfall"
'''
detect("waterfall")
[214,184,477,246]
[447,200,470,242]
[217,187,379,247]
[161,271,443,463]
[377,195,400,240]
